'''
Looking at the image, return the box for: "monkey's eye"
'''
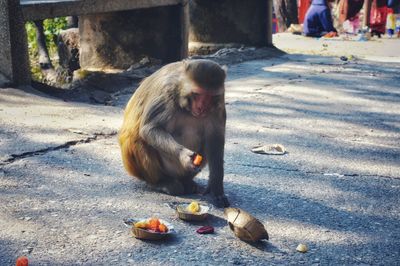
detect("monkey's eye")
[191,93,200,100]
[213,95,223,103]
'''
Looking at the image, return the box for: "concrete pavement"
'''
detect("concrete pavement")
[1,36,399,265]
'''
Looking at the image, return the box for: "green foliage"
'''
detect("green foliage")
[25,22,37,52]
[43,17,68,54]
[25,17,68,81]
[25,22,42,80]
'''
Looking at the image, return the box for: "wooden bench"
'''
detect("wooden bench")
[0,0,188,85]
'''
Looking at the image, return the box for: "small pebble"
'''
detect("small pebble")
[296,243,308,253]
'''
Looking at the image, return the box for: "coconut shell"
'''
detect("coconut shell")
[224,207,269,242]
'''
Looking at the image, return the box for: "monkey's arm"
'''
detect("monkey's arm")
[204,109,229,207]
[139,97,190,158]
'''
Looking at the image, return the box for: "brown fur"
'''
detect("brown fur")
[119,59,229,206]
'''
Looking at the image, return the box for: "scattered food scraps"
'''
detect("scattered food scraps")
[196,226,214,234]
[251,144,286,155]
[16,256,29,266]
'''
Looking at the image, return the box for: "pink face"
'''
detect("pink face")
[190,86,223,118]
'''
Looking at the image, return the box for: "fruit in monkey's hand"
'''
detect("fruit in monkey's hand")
[193,154,203,166]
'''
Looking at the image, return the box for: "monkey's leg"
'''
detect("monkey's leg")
[181,178,199,194]
[204,128,230,208]
[150,177,185,196]
[203,186,230,207]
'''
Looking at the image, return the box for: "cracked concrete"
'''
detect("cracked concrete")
[0,86,121,163]
[1,132,117,166]
[1,35,400,265]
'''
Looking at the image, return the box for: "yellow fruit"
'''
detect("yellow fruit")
[134,221,148,229]
[187,201,200,213]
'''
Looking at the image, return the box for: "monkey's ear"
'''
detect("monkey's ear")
[221,65,228,74]
[183,59,191,72]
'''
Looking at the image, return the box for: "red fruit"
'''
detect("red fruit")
[196,226,214,234]
[16,256,28,266]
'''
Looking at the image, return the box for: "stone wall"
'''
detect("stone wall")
[189,0,269,47]
[0,0,30,85]
[79,6,183,70]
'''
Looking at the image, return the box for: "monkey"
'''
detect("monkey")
[119,59,229,207]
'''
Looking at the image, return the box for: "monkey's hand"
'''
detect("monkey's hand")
[179,148,201,174]
[203,186,230,208]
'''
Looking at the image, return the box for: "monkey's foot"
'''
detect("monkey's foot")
[203,187,230,208]
[150,179,185,196]
[182,179,199,194]
[212,194,230,208]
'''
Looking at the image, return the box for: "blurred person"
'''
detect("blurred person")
[387,0,399,9]
[386,9,396,37]
[273,0,299,32]
[338,0,364,23]
[387,0,400,37]
[303,0,338,37]
[338,0,364,34]
[298,0,312,24]
[370,0,388,37]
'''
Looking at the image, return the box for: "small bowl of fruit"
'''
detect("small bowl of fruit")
[124,217,174,240]
[176,201,210,221]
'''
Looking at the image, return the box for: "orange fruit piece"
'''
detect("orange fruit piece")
[148,218,161,231]
[16,256,29,266]
[193,154,203,166]
[158,223,168,233]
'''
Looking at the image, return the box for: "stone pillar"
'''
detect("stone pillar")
[189,0,273,52]
[79,4,188,71]
[0,0,31,85]
[266,0,273,46]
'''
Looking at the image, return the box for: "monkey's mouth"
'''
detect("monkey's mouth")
[191,111,207,118]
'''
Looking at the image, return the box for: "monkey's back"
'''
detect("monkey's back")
[119,61,184,182]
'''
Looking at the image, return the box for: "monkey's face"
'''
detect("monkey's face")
[190,93,212,118]
[189,86,224,118]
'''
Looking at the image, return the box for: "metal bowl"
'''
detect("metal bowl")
[176,203,210,221]
[124,218,174,240]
